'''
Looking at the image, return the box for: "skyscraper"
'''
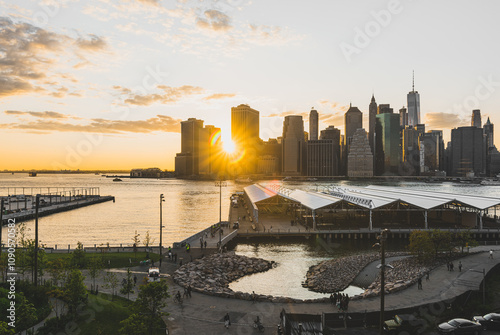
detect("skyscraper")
[282,115,305,175]
[231,104,260,174]
[450,126,486,176]
[471,109,482,128]
[368,94,377,151]
[376,107,400,175]
[344,104,363,146]
[309,108,319,141]
[175,118,221,177]
[484,117,494,149]
[399,106,408,127]
[407,72,420,127]
[231,104,260,146]
[347,128,373,177]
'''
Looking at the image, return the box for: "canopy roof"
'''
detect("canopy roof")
[244,184,500,211]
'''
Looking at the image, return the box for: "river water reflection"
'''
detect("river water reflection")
[230,241,365,299]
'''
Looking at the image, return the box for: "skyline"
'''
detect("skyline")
[1,1,500,170]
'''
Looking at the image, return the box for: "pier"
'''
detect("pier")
[0,187,114,225]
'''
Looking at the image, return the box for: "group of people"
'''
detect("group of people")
[167,246,178,263]
[329,292,350,312]
[199,236,207,249]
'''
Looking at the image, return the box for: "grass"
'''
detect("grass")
[44,252,160,269]
[38,293,165,335]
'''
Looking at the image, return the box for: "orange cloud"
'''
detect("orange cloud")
[196,10,232,32]
[76,34,108,52]
[4,110,69,119]
[203,93,236,101]
[0,114,182,134]
[424,112,468,129]
[118,85,204,106]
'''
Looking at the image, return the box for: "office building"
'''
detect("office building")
[347,128,373,177]
[306,125,341,176]
[344,104,363,147]
[282,115,305,175]
[471,109,482,128]
[450,126,486,176]
[399,107,408,127]
[484,117,494,149]
[368,95,377,151]
[401,126,423,175]
[376,108,400,175]
[309,108,319,141]
[407,73,420,127]
[231,104,260,174]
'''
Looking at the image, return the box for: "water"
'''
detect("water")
[2,173,500,299]
[230,241,365,299]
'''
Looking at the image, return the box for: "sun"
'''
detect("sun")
[222,139,236,154]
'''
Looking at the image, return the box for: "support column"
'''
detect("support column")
[369,209,373,231]
[425,210,428,230]
[480,210,483,230]
[312,210,317,230]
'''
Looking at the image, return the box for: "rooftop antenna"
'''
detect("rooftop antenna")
[412,70,415,92]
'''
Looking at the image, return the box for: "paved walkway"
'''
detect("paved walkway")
[162,246,500,334]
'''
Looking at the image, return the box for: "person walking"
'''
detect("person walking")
[252,291,257,304]
[417,277,423,290]
[490,249,494,259]
[425,271,430,281]
[224,313,231,328]
[458,261,462,272]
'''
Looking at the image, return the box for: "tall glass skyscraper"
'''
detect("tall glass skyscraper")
[407,73,420,127]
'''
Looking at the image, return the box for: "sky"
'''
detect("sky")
[1,0,500,170]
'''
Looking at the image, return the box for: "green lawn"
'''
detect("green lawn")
[44,252,160,269]
[38,293,166,335]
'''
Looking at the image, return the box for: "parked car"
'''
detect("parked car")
[473,313,500,330]
[437,318,483,334]
[383,314,426,334]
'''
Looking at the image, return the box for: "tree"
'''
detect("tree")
[453,230,478,253]
[430,230,452,257]
[88,255,104,292]
[136,280,170,334]
[16,293,38,331]
[47,258,67,287]
[120,268,134,299]
[143,230,155,259]
[71,242,86,269]
[103,271,119,300]
[132,231,141,259]
[0,321,15,334]
[408,230,434,263]
[63,269,87,315]
[118,313,148,335]
[47,288,65,320]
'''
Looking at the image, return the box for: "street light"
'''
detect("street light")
[159,194,165,267]
[469,268,486,305]
[215,180,227,251]
[373,228,390,335]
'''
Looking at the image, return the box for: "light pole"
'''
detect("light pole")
[215,180,227,250]
[373,228,390,335]
[469,268,486,304]
[159,194,165,267]
[34,195,40,286]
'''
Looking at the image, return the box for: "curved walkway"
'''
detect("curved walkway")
[162,246,500,334]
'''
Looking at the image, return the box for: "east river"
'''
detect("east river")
[2,173,500,299]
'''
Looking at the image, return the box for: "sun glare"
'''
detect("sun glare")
[223,139,236,154]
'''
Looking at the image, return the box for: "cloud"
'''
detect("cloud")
[76,34,108,51]
[4,110,69,119]
[0,114,182,134]
[203,93,236,101]
[117,85,204,106]
[0,17,108,98]
[263,109,344,127]
[196,10,232,32]
[424,112,469,129]
[136,0,161,6]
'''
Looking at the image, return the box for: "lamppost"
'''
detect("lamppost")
[34,195,40,286]
[159,194,165,267]
[373,229,391,335]
[215,180,227,250]
[469,268,486,304]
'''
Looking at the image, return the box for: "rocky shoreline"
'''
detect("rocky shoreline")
[173,252,273,297]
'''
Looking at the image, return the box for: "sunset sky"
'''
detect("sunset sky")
[1,0,500,170]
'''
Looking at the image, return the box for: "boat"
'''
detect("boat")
[481,179,500,186]
[28,172,37,177]
[148,266,160,282]
[113,178,122,182]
